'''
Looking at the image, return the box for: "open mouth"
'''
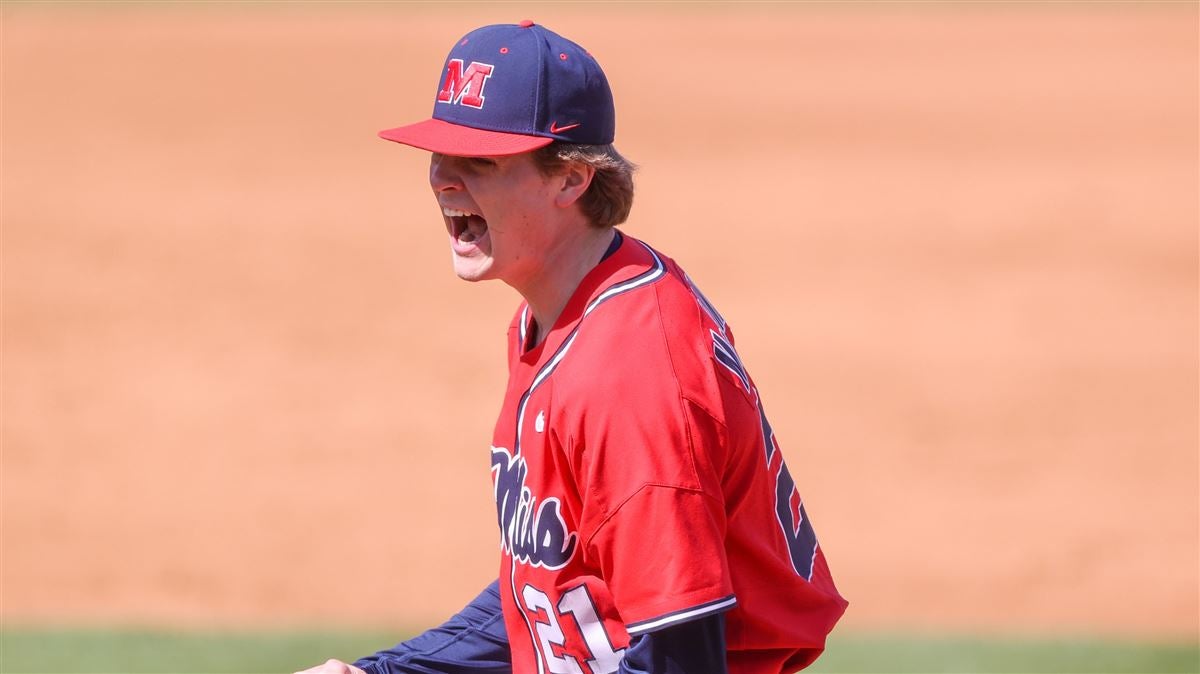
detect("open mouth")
[443,206,488,244]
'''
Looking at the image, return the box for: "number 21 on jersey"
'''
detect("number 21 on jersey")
[522,584,625,674]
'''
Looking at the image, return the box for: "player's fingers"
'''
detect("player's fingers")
[292,659,335,674]
[293,658,362,674]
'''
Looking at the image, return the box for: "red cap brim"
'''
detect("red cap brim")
[378,119,553,156]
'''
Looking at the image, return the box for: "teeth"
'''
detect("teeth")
[443,207,476,218]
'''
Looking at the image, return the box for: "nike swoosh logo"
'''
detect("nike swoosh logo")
[550,121,581,134]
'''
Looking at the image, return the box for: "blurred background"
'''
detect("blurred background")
[2,2,1197,672]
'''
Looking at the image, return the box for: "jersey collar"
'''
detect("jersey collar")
[519,231,659,362]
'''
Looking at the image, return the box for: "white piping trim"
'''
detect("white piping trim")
[625,595,738,636]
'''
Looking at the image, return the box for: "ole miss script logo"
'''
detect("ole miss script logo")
[437,59,494,109]
[491,445,578,569]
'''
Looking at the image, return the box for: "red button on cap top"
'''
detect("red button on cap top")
[518,20,535,28]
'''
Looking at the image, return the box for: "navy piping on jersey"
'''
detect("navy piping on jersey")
[625,594,739,636]
[710,329,750,392]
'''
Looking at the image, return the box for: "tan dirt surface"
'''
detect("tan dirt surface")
[3,5,1197,638]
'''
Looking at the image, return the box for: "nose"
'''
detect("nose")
[429,153,463,193]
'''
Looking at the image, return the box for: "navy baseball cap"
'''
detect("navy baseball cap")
[379,21,615,156]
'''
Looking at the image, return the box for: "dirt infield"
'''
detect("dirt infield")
[3,5,1197,638]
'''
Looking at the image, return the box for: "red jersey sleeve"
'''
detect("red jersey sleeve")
[587,483,736,635]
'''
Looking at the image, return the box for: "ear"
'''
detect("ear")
[553,161,595,209]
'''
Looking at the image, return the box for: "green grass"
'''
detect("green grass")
[810,633,1199,673]
[0,628,1196,674]
[0,629,394,674]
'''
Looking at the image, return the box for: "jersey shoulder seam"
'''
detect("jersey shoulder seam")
[650,281,706,493]
[583,481,723,550]
[680,393,729,432]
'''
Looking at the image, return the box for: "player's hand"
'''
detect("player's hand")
[293,658,367,674]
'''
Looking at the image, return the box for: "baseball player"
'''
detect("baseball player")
[298,21,847,674]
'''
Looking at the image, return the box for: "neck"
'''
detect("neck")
[515,225,616,347]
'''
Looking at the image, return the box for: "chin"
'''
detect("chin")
[451,257,495,283]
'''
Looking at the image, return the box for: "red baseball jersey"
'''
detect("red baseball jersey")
[490,235,848,674]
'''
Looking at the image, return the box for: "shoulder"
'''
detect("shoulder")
[561,244,699,369]
[557,240,751,420]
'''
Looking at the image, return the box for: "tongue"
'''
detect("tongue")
[459,214,488,243]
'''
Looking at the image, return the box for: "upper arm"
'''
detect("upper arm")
[618,611,728,674]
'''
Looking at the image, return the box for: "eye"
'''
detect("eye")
[468,156,497,168]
